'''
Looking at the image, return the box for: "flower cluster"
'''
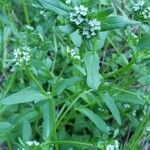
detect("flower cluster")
[26,140,40,146]
[70,5,101,38]
[133,1,144,12]
[70,5,88,25]
[67,47,80,60]
[106,140,119,150]
[17,140,40,150]
[66,0,71,4]
[13,46,31,66]
[141,6,150,19]
[82,19,101,38]
[40,10,49,19]
[133,1,150,20]
[25,25,34,31]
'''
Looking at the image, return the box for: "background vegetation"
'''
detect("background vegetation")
[0,0,150,150]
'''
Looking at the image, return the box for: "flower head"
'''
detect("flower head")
[26,140,40,146]
[106,140,119,150]
[133,0,144,12]
[82,19,101,38]
[66,0,71,4]
[70,5,88,25]
[67,47,80,60]
[13,46,31,66]
[74,5,88,16]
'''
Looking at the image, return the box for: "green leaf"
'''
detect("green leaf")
[70,30,82,47]
[53,77,81,96]
[74,64,86,76]
[42,101,52,140]
[38,0,70,16]
[22,119,32,141]
[0,10,19,37]
[113,93,144,105]
[101,16,137,31]
[78,107,109,134]
[137,32,150,51]
[59,24,75,34]
[0,87,47,105]
[102,93,121,125]
[0,122,13,134]
[84,52,101,89]
[97,7,114,20]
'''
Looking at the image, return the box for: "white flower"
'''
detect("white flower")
[70,5,88,25]
[26,140,40,146]
[146,126,150,132]
[70,13,84,25]
[114,140,119,149]
[25,25,34,31]
[82,19,101,38]
[67,47,80,60]
[40,10,49,19]
[132,110,136,116]
[141,7,150,19]
[13,46,31,66]
[82,27,91,38]
[106,145,114,150]
[106,140,119,150]
[89,19,101,30]
[123,103,130,108]
[74,5,88,16]
[133,1,144,12]
[66,0,71,4]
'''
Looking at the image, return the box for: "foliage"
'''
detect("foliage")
[0,0,150,150]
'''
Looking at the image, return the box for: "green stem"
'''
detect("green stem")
[46,140,94,148]
[49,95,59,150]
[7,137,12,150]
[26,67,59,150]
[51,32,57,74]
[56,89,93,128]
[26,68,47,95]
[3,72,16,98]
[22,0,30,25]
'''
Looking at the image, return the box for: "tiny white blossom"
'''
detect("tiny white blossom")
[147,126,150,132]
[70,5,88,25]
[40,10,49,19]
[114,140,119,149]
[141,7,150,19]
[74,5,88,16]
[106,140,119,150]
[67,47,80,60]
[26,140,40,146]
[25,25,34,31]
[82,19,101,38]
[70,13,84,25]
[106,145,114,150]
[13,46,31,66]
[123,103,130,108]
[133,1,144,12]
[66,0,71,4]
[132,110,136,116]
[89,19,101,31]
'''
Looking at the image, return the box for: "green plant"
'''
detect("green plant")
[0,0,150,150]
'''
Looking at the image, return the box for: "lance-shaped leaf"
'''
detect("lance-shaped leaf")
[70,30,82,47]
[137,32,150,51]
[78,107,109,134]
[102,93,121,125]
[38,0,70,16]
[101,16,138,31]
[84,52,101,89]
[0,87,47,105]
